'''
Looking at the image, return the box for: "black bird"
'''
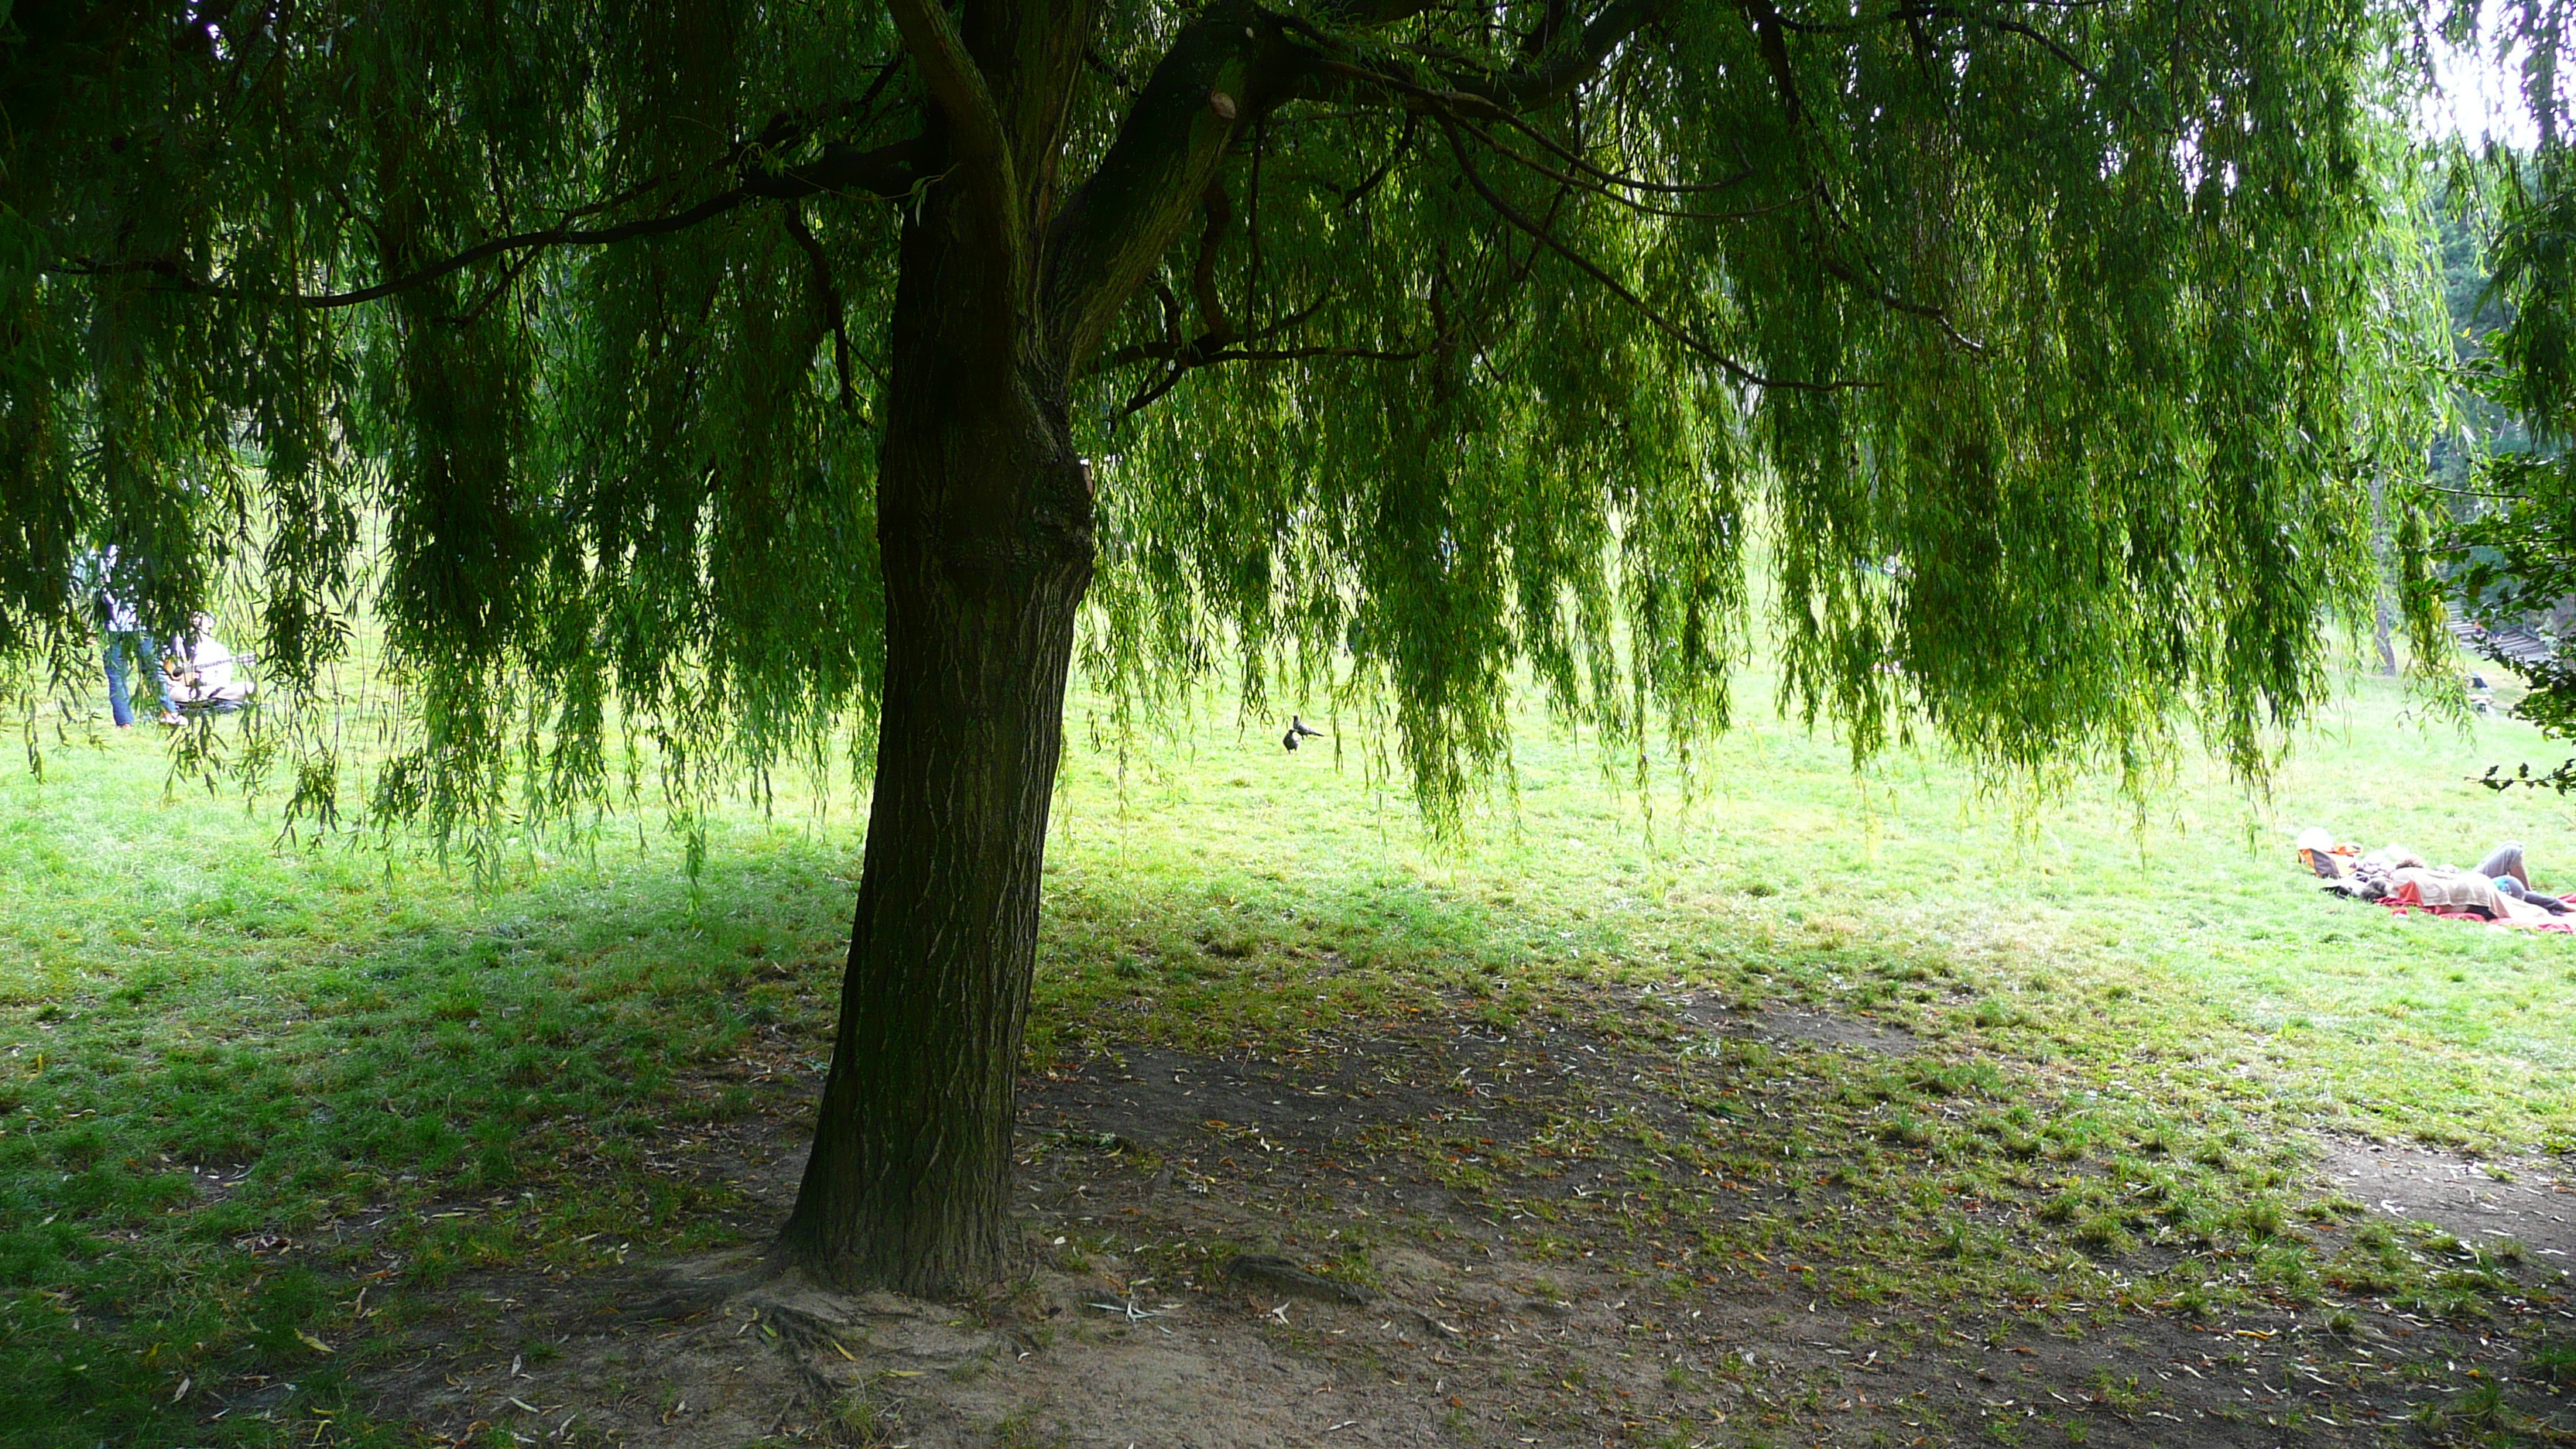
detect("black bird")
[1283,715,1325,751]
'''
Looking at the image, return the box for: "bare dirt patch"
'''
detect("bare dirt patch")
[353,1002,2576,1447]
[1709,1002,1922,1057]
[2321,1137,2576,1260]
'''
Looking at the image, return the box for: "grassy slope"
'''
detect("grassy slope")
[1048,667,2576,1150]
[3,664,2574,1444]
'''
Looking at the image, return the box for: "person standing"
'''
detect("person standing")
[82,548,176,728]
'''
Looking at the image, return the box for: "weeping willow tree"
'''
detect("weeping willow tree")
[2,1,2444,1292]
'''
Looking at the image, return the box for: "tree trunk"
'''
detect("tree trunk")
[779,189,1094,1295]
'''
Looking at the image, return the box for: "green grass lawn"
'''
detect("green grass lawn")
[1053,665,2576,1151]
[5,662,2576,1445]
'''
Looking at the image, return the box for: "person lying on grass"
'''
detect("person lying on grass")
[2299,829,2573,918]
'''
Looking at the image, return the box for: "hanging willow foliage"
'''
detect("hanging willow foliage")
[1077,2,2457,805]
[1,2,2448,837]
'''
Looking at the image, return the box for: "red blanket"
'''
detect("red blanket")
[2379,881,2576,933]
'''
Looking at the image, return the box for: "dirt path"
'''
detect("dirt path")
[351,998,2576,1447]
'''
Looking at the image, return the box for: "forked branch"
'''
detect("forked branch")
[1050,0,1673,369]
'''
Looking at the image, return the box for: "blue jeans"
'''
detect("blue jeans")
[101,631,173,727]
[2476,843,2557,905]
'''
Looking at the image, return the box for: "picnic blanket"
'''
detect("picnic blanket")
[2377,878,2576,933]
[2299,830,2576,931]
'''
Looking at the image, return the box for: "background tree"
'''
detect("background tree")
[2437,6,2576,753]
[0,0,2443,1293]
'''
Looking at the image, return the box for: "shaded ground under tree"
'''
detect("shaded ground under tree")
[352,984,2576,1446]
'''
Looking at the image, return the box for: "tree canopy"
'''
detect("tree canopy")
[5,1,2446,814]
[0,0,2456,1288]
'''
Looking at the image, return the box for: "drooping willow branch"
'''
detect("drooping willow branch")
[1813,249,1985,353]
[1425,108,1879,392]
[1096,29,1882,407]
[1314,49,1980,351]
[784,204,866,413]
[53,139,923,310]
[1107,163,1567,416]
[1285,26,1761,201]
[1452,118,1802,222]
[1116,337,1434,414]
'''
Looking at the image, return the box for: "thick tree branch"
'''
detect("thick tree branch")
[1487,0,1677,109]
[964,0,1098,231]
[1732,0,1807,125]
[1520,0,1575,57]
[1191,180,1238,350]
[1262,0,1666,112]
[1043,0,1275,368]
[887,0,1021,235]
[1047,0,1673,371]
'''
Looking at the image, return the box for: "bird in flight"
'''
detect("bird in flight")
[1282,715,1325,751]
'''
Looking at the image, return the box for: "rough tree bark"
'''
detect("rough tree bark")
[775,0,1266,1295]
[778,168,1096,1293]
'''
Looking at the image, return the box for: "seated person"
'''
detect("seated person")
[166,613,253,714]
